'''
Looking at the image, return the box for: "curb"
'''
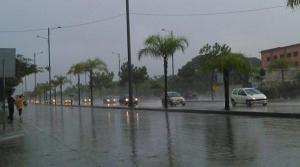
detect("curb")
[42,104,300,119]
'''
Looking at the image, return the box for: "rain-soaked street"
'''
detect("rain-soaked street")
[2,105,300,167]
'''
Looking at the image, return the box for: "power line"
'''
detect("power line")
[131,5,286,17]
[58,14,124,29]
[0,28,47,33]
[0,14,125,33]
[0,5,287,33]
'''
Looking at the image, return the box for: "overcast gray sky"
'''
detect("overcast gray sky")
[0,0,299,92]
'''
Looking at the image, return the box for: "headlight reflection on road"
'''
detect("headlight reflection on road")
[126,111,130,127]
[107,111,112,127]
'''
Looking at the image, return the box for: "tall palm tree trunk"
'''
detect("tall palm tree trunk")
[89,70,94,106]
[60,84,63,105]
[281,69,284,83]
[54,88,57,105]
[210,70,215,101]
[78,74,81,106]
[39,94,42,104]
[223,70,230,110]
[164,57,168,109]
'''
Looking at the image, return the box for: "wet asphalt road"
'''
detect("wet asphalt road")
[2,105,300,166]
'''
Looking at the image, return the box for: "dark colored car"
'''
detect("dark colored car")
[83,97,91,105]
[119,96,138,106]
[103,96,119,104]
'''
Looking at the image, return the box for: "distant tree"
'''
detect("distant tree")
[34,83,45,103]
[119,63,149,96]
[177,56,212,94]
[201,43,252,110]
[50,79,60,105]
[268,59,293,83]
[82,58,107,106]
[93,71,114,89]
[68,62,85,105]
[54,75,69,105]
[138,34,188,108]
[4,54,38,97]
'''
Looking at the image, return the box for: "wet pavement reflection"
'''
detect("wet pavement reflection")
[2,105,300,166]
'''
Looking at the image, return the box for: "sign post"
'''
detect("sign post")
[0,48,16,129]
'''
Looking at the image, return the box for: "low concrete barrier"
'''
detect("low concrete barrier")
[44,104,300,119]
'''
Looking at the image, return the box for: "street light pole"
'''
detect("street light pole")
[161,28,174,76]
[126,0,133,107]
[33,51,43,104]
[47,27,52,104]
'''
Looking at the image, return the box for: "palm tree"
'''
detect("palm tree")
[35,83,45,104]
[201,43,252,110]
[54,75,69,105]
[268,59,293,83]
[138,34,188,108]
[82,58,108,106]
[287,0,300,8]
[50,79,59,105]
[68,63,85,106]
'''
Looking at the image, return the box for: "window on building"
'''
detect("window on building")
[294,51,299,57]
[295,62,299,66]
[267,57,271,62]
[287,53,291,58]
[273,55,277,59]
[280,54,284,58]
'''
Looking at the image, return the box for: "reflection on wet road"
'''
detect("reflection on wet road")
[2,105,300,166]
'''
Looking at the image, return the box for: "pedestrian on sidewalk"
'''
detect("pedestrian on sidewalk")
[15,95,25,120]
[7,93,15,121]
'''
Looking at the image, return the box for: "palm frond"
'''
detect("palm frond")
[287,0,300,8]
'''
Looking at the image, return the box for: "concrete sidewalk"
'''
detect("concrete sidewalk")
[0,119,25,143]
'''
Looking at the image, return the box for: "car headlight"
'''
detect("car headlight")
[135,98,138,101]
[107,99,110,102]
[125,98,129,102]
[252,97,256,100]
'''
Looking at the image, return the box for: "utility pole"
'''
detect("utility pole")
[34,52,36,91]
[171,31,174,76]
[126,0,133,107]
[118,54,121,81]
[37,26,61,105]
[47,27,52,104]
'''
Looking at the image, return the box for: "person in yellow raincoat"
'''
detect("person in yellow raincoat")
[15,95,25,120]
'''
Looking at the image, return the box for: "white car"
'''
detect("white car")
[161,92,186,107]
[231,88,268,107]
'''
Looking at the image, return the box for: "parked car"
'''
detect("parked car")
[231,88,268,107]
[161,92,186,107]
[119,96,138,106]
[103,96,119,104]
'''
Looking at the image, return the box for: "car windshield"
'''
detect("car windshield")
[245,89,262,95]
[168,92,181,97]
